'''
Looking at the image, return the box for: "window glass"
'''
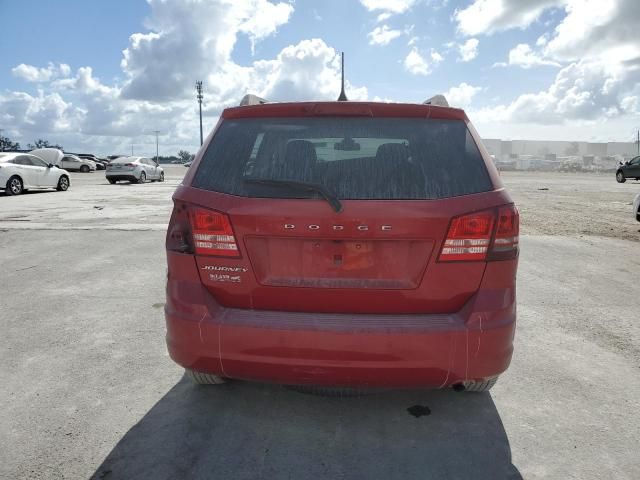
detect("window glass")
[28,155,47,167]
[15,155,34,166]
[193,117,493,200]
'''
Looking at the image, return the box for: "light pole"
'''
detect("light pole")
[153,130,160,163]
[195,81,204,146]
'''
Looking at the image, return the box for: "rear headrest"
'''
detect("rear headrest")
[375,143,409,164]
[283,140,317,181]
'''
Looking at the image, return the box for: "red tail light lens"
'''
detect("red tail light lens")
[166,202,193,254]
[438,205,519,262]
[166,202,240,257]
[439,211,495,261]
[489,205,519,260]
[188,207,240,257]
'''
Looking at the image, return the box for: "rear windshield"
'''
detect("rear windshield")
[192,117,493,200]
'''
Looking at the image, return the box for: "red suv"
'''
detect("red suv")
[165,99,519,392]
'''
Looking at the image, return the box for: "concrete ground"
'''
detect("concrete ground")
[0,167,639,479]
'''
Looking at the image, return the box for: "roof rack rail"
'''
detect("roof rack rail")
[423,94,449,107]
[239,94,268,106]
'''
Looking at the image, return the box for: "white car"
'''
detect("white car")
[105,156,165,184]
[60,154,96,172]
[0,152,70,195]
[634,192,640,222]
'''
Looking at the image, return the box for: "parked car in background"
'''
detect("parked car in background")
[634,193,640,222]
[616,156,640,183]
[77,154,107,170]
[60,154,96,173]
[106,156,164,184]
[0,152,70,195]
[183,161,192,167]
[165,95,519,393]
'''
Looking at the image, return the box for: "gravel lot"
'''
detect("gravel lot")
[1,167,639,479]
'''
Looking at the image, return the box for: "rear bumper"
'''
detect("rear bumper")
[165,255,516,388]
[106,173,137,181]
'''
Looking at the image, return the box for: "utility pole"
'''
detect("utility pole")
[636,129,639,155]
[195,81,204,146]
[131,144,134,156]
[153,130,160,163]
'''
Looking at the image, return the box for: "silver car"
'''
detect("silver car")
[105,156,165,184]
[60,154,96,173]
[634,192,640,222]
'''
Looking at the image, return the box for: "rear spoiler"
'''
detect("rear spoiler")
[239,94,268,106]
[239,93,451,108]
[423,95,449,107]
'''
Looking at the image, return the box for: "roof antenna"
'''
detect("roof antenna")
[337,52,348,101]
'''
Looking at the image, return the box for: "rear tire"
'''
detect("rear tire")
[80,165,90,173]
[138,171,146,184]
[616,171,626,183]
[6,176,23,195]
[56,175,69,191]
[463,377,498,392]
[185,369,226,385]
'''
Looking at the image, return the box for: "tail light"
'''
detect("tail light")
[489,205,519,261]
[189,207,239,257]
[166,202,240,258]
[439,211,495,261]
[125,163,135,167]
[439,205,519,262]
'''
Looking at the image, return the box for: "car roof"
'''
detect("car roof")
[0,152,48,163]
[222,101,468,121]
[0,152,19,162]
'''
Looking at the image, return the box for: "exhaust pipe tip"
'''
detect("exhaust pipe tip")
[452,383,466,392]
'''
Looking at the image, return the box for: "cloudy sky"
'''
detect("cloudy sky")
[1,0,639,156]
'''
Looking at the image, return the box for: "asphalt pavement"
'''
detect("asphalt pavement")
[0,168,638,479]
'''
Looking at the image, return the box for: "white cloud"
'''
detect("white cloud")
[120,0,293,101]
[536,34,549,46]
[543,0,639,64]
[457,0,640,135]
[455,0,640,65]
[454,0,563,36]
[249,39,368,101]
[496,43,561,68]
[376,12,393,22]
[360,0,417,14]
[445,82,482,107]
[431,50,444,63]
[11,63,72,83]
[473,58,640,126]
[2,0,369,154]
[404,48,432,76]
[0,90,81,135]
[53,67,116,96]
[458,38,479,62]
[3,34,368,152]
[367,25,403,45]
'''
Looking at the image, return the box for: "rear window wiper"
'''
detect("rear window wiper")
[243,177,343,213]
